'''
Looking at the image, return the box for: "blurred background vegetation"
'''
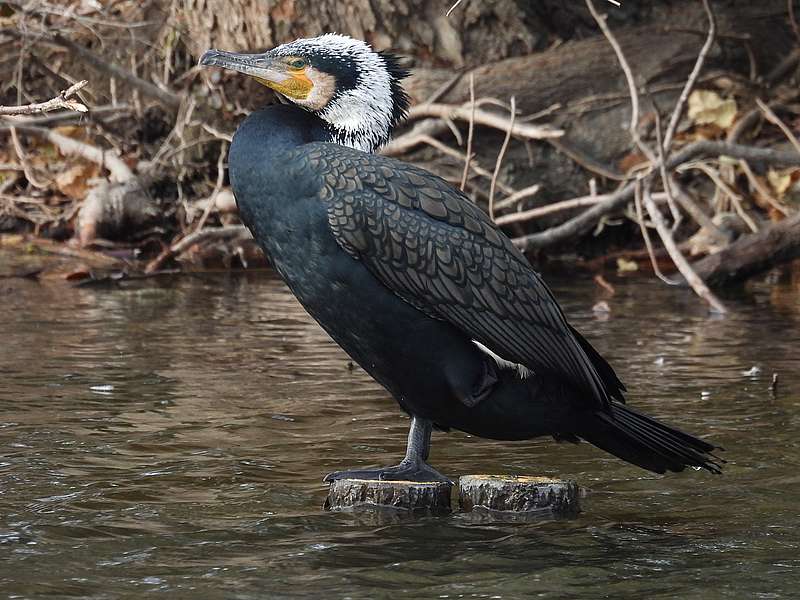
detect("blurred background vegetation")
[1,0,799,302]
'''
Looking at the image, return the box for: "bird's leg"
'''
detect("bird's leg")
[323,416,452,484]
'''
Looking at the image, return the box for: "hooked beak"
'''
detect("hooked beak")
[200,49,311,100]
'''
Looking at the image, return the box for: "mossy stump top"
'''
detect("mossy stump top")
[459,474,580,514]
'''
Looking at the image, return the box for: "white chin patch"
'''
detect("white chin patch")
[295,68,336,112]
[472,341,532,379]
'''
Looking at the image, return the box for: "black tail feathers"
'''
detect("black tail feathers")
[568,324,626,402]
[579,402,724,474]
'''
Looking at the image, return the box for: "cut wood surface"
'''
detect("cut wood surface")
[459,475,581,514]
[325,478,453,512]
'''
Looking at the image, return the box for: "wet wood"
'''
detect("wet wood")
[687,213,800,287]
[325,478,452,512]
[459,475,580,514]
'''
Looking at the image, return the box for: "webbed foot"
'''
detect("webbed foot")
[323,459,453,485]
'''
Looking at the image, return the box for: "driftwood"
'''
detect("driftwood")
[405,2,794,144]
[512,142,800,251]
[325,478,453,512]
[458,475,580,515]
[687,213,800,287]
[77,178,155,247]
[400,0,794,234]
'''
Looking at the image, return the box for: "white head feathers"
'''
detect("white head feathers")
[269,34,409,153]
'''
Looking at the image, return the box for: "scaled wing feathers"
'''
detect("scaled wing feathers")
[300,142,624,409]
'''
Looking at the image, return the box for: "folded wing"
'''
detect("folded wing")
[299,142,625,410]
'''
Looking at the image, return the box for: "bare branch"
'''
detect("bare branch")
[653,109,682,230]
[9,124,133,182]
[51,33,182,110]
[678,160,759,232]
[789,0,800,44]
[585,0,651,161]
[194,141,228,232]
[642,180,727,313]
[497,190,671,227]
[513,141,800,251]
[404,102,562,140]
[756,98,800,156]
[0,80,88,116]
[634,181,680,285]
[496,193,607,226]
[459,73,476,191]
[489,96,515,221]
[492,184,542,214]
[145,225,251,274]
[446,0,465,16]
[662,0,717,153]
[739,159,791,216]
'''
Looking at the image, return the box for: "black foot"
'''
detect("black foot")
[323,460,453,485]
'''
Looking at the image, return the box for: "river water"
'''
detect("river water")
[1,261,798,599]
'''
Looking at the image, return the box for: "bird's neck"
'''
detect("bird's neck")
[323,115,390,154]
[233,104,388,154]
[229,105,329,233]
[235,104,332,153]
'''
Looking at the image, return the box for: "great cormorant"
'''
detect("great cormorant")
[200,34,721,483]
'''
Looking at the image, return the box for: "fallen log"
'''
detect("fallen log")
[686,213,800,287]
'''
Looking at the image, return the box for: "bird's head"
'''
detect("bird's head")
[200,33,409,153]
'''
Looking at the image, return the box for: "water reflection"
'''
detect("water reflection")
[1,267,798,598]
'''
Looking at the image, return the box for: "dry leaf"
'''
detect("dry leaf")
[618,151,648,174]
[767,168,793,198]
[616,257,638,272]
[52,126,90,144]
[688,90,737,129]
[64,269,93,282]
[55,162,99,200]
[767,207,786,222]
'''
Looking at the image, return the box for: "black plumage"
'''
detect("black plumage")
[201,35,722,482]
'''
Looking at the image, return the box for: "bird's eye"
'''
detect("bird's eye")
[288,58,307,70]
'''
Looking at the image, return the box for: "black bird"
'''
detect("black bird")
[200,34,721,483]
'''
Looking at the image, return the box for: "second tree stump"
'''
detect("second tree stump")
[458,475,580,514]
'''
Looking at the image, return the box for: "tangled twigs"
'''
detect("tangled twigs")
[642,179,727,314]
[9,124,133,182]
[635,181,679,285]
[584,0,728,314]
[382,99,561,162]
[662,0,716,153]
[0,80,88,116]
[512,141,800,250]
[687,212,800,287]
[50,33,182,110]
[489,96,515,221]
[756,98,800,156]
[460,73,475,191]
[144,225,251,274]
[383,95,547,214]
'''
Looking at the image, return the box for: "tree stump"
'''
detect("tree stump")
[459,475,580,514]
[325,478,452,512]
